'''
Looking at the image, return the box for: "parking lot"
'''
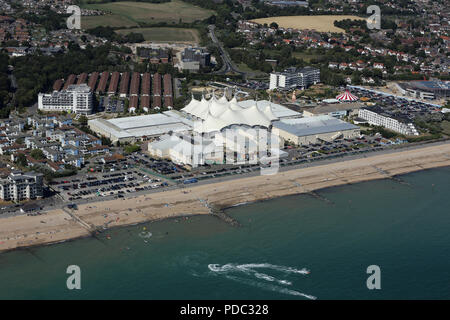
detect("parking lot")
[130,153,187,177]
[50,165,169,202]
[350,87,442,123]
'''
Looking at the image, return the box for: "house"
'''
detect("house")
[101,153,126,164]
[373,62,385,69]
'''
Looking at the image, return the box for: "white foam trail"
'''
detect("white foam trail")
[254,272,292,286]
[255,272,275,281]
[208,263,310,275]
[239,263,310,275]
[208,263,310,289]
[225,275,316,300]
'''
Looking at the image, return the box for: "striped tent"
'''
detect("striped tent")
[336,90,358,102]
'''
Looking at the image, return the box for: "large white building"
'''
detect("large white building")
[270,67,320,90]
[273,115,361,145]
[38,84,93,115]
[147,95,294,167]
[0,171,44,202]
[182,95,279,133]
[358,108,419,136]
[88,112,192,144]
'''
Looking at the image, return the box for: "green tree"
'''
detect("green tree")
[79,115,88,127]
[16,153,28,167]
[124,144,141,154]
[30,149,45,160]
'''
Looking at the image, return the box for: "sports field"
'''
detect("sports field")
[81,0,214,29]
[251,15,366,33]
[115,27,200,43]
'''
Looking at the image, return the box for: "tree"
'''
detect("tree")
[79,115,88,127]
[269,22,279,29]
[16,153,28,167]
[30,149,45,160]
[124,144,141,154]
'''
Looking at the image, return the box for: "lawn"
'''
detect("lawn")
[115,27,200,43]
[292,51,323,62]
[80,0,214,29]
[251,15,366,33]
[82,14,138,29]
[237,63,267,76]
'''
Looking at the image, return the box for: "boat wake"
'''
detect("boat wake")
[208,263,316,300]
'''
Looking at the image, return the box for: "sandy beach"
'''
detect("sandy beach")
[1,142,450,252]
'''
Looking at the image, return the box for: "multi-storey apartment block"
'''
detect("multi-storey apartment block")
[0,171,43,202]
[38,84,93,115]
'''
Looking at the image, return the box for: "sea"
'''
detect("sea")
[0,166,449,300]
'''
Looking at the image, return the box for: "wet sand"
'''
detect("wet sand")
[1,142,450,252]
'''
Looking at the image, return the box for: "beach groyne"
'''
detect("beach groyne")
[1,142,450,252]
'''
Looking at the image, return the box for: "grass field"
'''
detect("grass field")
[250,15,366,33]
[292,51,323,62]
[81,0,214,29]
[115,27,200,43]
[82,14,138,29]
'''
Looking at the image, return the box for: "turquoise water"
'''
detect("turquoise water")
[0,167,449,299]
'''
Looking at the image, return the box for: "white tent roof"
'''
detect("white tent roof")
[263,105,278,121]
[181,95,279,133]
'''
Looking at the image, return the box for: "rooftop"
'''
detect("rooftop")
[273,115,359,137]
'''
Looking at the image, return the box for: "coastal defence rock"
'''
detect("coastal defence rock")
[210,204,241,227]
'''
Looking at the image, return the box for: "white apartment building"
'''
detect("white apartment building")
[269,67,320,90]
[38,84,93,115]
[0,171,44,202]
[358,108,419,136]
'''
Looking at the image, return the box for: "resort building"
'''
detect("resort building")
[273,115,361,145]
[147,96,292,167]
[396,80,450,100]
[88,113,191,144]
[358,108,419,136]
[148,128,285,168]
[38,84,93,115]
[269,67,320,90]
[302,102,364,119]
[0,171,44,202]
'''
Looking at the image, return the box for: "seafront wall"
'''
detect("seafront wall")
[1,142,450,252]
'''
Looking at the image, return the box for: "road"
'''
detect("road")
[208,25,260,79]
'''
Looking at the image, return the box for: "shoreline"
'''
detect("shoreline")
[1,142,450,253]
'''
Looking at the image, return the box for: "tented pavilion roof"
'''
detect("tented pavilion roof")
[182,95,279,133]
